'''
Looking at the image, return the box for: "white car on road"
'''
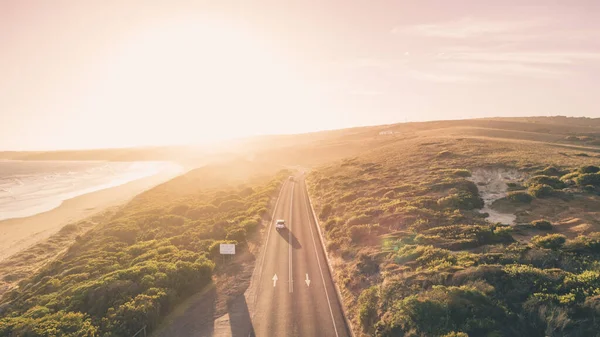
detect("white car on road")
[275,219,285,230]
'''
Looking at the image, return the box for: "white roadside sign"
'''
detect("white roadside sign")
[220,243,236,255]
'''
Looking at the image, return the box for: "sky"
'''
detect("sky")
[2,0,600,150]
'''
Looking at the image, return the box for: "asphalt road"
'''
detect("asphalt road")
[251,176,351,337]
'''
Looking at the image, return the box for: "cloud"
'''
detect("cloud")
[387,17,600,82]
[408,70,480,83]
[339,58,392,69]
[349,90,385,96]
[393,17,547,39]
[440,61,566,79]
[437,50,600,65]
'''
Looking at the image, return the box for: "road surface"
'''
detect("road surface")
[251,176,351,337]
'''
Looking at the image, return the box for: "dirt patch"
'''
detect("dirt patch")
[515,195,600,239]
[468,168,526,225]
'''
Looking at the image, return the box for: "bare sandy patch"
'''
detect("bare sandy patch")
[468,167,526,224]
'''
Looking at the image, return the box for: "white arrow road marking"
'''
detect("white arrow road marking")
[305,273,311,287]
[272,274,278,287]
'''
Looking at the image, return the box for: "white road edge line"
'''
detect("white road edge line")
[252,180,287,310]
[303,180,340,337]
[289,183,295,293]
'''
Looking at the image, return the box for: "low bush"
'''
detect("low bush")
[357,286,379,333]
[528,184,555,198]
[536,166,567,177]
[531,234,567,250]
[506,191,533,203]
[506,182,526,191]
[437,150,452,157]
[451,169,472,178]
[356,253,380,275]
[347,214,372,226]
[443,333,469,337]
[225,227,246,242]
[564,233,600,254]
[579,165,600,174]
[319,204,333,220]
[560,172,580,182]
[437,191,483,210]
[576,173,600,187]
[340,192,358,202]
[527,175,565,189]
[531,220,553,230]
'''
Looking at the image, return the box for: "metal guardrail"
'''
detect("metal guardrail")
[131,325,147,337]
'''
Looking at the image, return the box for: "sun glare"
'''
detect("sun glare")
[79,18,318,147]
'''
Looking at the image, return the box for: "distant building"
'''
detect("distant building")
[379,131,394,135]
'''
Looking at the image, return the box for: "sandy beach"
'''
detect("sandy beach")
[0,167,181,262]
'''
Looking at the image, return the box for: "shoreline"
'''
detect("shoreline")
[0,167,182,262]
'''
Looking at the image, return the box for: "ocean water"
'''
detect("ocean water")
[0,160,179,221]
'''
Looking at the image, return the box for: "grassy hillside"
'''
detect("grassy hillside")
[307,134,600,337]
[0,161,289,336]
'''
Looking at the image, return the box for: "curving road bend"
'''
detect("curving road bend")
[250,176,351,337]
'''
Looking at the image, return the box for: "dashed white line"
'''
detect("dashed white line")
[254,180,286,305]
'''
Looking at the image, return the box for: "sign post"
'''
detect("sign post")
[219,243,235,263]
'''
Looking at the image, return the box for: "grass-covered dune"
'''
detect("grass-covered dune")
[307,135,600,337]
[0,161,289,336]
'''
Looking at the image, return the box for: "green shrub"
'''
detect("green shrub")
[357,286,379,333]
[218,199,245,211]
[437,150,452,157]
[0,310,98,337]
[240,219,260,232]
[506,191,533,203]
[169,204,189,215]
[347,214,372,226]
[339,192,358,202]
[349,224,372,243]
[451,169,472,178]
[527,175,565,189]
[528,184,555,198]
[186,205,218,219]
[537,166,567,177]
[576,173,600,187]
[531,220,553,230]
[437,191,483,210]
[579,165,600,174]
[356,253,380,275]
[531,234,566,249]
[323,218,338,231]
[564,232,600,254]
[506,182,526,191]
[443,333,469,337]
[375,285,508,337]
[225,227,246,242]
[319,204,333,220]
